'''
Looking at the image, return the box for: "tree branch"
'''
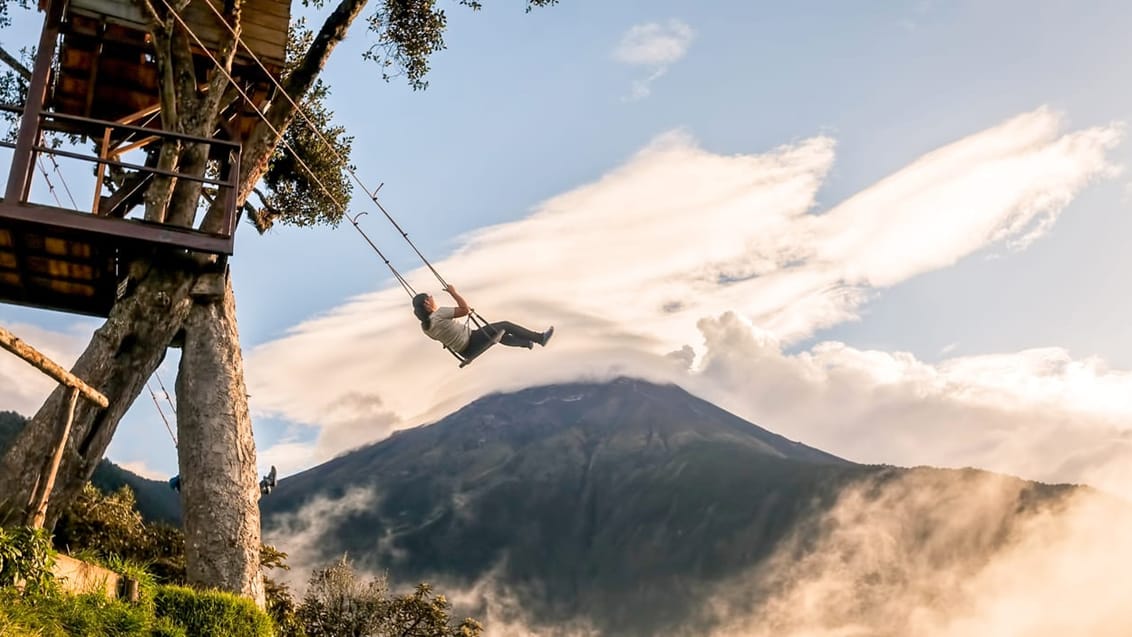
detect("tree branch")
[244,0,369,182]
[204,0,242,117]
[0,44,31,81]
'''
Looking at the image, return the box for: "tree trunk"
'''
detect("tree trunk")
[0,264,195,527]
[177,273,264,605]
[0,0,367,604]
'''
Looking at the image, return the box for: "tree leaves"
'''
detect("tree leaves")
[363,0,560,91]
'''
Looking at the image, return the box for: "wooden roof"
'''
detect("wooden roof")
[67,0,289,67]
[50,0,289,139]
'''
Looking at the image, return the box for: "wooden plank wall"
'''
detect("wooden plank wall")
[68,0,290,67]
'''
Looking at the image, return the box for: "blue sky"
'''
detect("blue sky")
[2,0,1132,492]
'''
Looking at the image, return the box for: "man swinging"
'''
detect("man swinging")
[412,286,553,361]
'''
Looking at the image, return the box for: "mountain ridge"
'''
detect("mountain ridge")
[4,380,1087,635]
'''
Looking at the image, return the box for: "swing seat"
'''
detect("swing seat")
[447,328,504,368]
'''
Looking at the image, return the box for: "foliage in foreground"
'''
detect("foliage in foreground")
[295,556,482,637]
[0,525,54,594]
[156,585,275,637]
[0,480,483,636]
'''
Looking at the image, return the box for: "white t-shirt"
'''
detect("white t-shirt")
[425,306,470,352]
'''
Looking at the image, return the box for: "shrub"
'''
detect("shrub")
[0,588,149,637]
[155,584,275,637]
[150,615,189,637]
[0,526,56,594]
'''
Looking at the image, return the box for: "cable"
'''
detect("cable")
[193,0,450,289]
[154,369,176,414]
[35,156,62,206]
[146,381,178,447]
[46,154,78,209]
[155,0,418,297]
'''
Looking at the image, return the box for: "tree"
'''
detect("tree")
[298,557,389,637]
[52,483,187,583]
[0,0,560,606]
[297,557,482,637]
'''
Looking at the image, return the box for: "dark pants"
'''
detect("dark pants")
[465,321,542,352]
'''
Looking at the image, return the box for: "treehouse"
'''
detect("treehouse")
[0,0,289,316]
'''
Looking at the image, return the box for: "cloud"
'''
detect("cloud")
[612,19,694,100]
[613,20,695,66]
[0,322,87,416]
[115,459,168,481]
[687,312,1132,498]
[258,439,323,479]
[262,486,380,590]
[245,108,1124,478]
[627,67,667,101]
[696,472,1132,637]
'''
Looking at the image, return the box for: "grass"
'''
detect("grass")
[0,573,273,637]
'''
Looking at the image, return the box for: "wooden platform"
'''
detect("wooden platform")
[0,0,278,316]
[0,206,120,316]
[0,199,235,316]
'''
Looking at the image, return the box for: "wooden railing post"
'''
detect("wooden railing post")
[0,324,109,528]
[0,326,109,408]
[4,0,62,202]
[27,387,79,529]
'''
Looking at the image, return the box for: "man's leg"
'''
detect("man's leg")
[490,321,547,348]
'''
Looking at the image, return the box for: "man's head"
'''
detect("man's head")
[411,292,436,321]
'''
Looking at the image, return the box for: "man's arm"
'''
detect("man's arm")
[445,285,471,318]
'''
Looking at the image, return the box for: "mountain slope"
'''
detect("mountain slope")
[263,379,877,633]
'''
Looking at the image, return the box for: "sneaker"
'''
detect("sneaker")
[540,326,555,347]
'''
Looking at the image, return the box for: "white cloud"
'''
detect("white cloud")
[0,322,87,416]
[244,107,1125,484]
[262,486,380,590]
[627,67,667,101]
[687,313,1132,498]
[613,20,695,66]
[697,474,1132,637]
[258,439,320,479]
[612,19,694,100]
[116,459,167,481]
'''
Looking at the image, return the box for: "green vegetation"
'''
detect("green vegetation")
[155,586,274,637]
[0,526,54,593]
[0,588,151,636]
[296,557,481,637]
[54,483,185,583]
[0,470,482,636]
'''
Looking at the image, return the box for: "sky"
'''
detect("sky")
[2,0,1132,504]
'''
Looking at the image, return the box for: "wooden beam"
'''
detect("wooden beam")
[27,386,79,529]
[5,2,62,202]
[0,324,109,407]
[0,201,235,255]
[91,127,112,214]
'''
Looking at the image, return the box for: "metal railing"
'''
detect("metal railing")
[0,103,242,247]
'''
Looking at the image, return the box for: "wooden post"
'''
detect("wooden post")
[0,324,109,528]
[4,0,62,202]
[27,386,79,529]
[0,325,109,408]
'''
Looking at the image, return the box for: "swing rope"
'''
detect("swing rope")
[187,0,448,291]
[146,381,178,447]
[154,369,176,415]
[160,1,501,366]
[155,0,418,297]
[35,157,63,207]
[46,153,78,209]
